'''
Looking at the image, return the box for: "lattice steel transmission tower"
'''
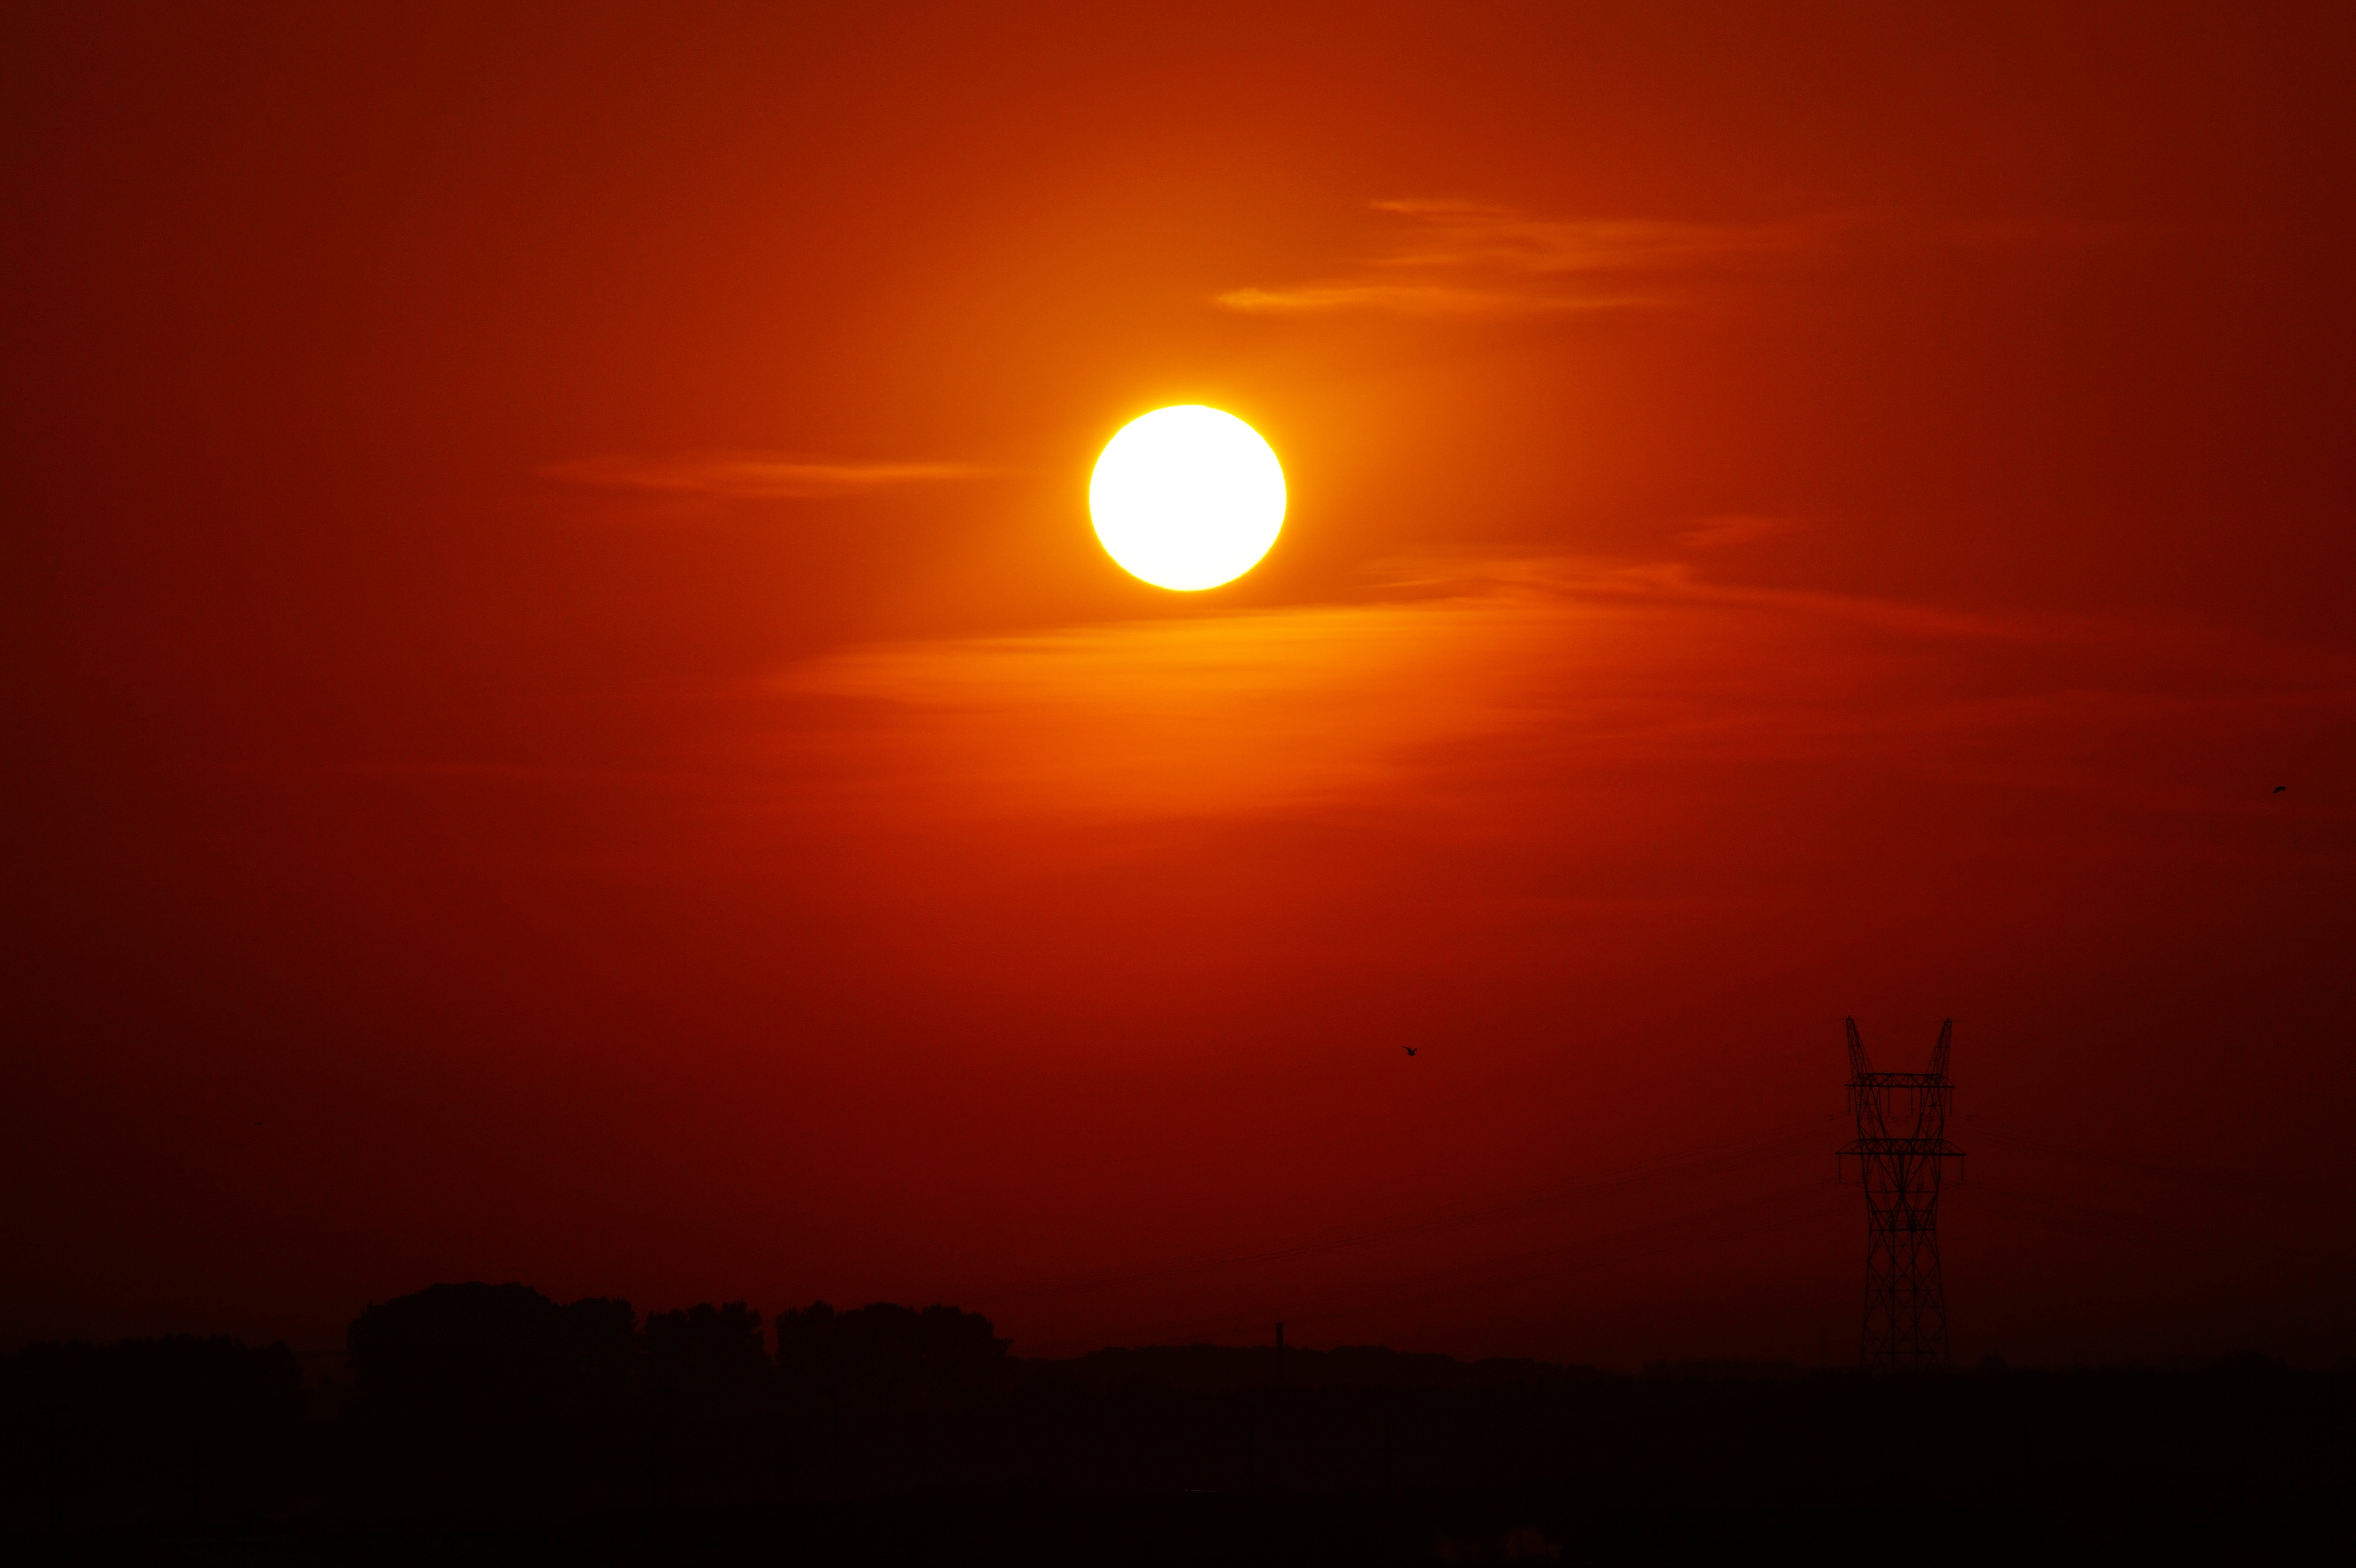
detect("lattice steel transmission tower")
[1839,1018,1965,1373]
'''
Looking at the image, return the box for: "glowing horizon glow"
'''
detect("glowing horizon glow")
[1089,405,1286,591]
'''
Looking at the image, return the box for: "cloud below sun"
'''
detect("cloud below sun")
[758,559,2355,847]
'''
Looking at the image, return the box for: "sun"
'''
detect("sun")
[1089,405,1286,591]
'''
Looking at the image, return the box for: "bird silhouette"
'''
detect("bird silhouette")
[2274,784,2288,793]
[1403,1046,1418,1056]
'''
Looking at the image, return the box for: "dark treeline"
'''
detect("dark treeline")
[341,1285,1012,1414]
[4,1287,2352,1562]
[1,1284,1023,1536]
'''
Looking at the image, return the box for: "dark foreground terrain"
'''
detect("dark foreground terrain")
[8,1486,2345,1568]
[5,1288,2350,1564]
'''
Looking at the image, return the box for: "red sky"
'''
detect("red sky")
[7,2,2354,1373]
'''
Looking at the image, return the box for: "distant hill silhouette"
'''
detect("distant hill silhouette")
[1036,1343,1602,1395]
[3,1335,299,1429]
[1639,1358,1805,1382]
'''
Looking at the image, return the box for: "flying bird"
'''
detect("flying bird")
[2274,784,2288,793]
[1403,1046,1418,1056]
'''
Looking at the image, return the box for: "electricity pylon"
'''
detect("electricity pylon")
[1839,1018,1964,1372]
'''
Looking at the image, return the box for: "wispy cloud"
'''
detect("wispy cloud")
[544,451,995,499]
[1217,201,1839,316]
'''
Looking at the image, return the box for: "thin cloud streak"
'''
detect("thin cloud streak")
[545,451,997,499]
[1218,202,1842,316]
[1675,515,1806,551]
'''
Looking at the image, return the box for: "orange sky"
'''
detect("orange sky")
[6,2,2354,1371]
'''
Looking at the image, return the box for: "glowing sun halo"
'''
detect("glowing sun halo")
[1089,405,1286,591]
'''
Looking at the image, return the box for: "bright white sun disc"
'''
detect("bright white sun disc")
[1089,405,1285,591]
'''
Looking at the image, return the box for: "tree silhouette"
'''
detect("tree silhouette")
[347,1281,635,1416]
[774,1301,1009,1410]
[646,1302,769,1401]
